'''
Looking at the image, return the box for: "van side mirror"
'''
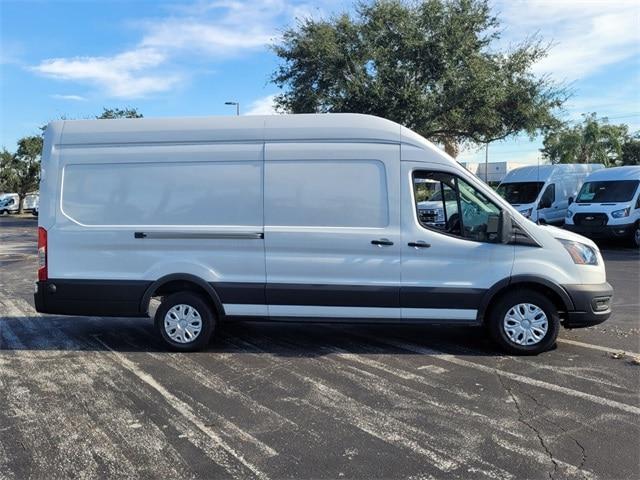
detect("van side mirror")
[568,196,574,205]
[500,211,513,244]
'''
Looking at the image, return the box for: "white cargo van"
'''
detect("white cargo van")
[35,114,613,354]
[497,164,603,225]
[565,166,640,247]
[23,193,39,213]
[0,193,19,214]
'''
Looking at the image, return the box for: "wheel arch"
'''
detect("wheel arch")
[140,273,225,317]
[477,275,574,324]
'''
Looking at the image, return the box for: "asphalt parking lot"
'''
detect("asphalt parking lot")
[1,215,638,480]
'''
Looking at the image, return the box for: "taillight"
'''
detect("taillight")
[38,227,47,281]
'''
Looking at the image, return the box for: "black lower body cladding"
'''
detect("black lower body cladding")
[34,279,151,317]
[34,278,613,328]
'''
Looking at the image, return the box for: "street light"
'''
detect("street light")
[224,101,239,116]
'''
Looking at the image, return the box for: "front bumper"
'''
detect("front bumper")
[565,221,635,239]
[562,282,613,328]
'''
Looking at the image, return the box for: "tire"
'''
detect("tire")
[487,289,559,355]
[154,292,215,351]
[632,222,640,249]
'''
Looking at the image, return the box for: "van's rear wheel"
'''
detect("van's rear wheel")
[154,292,215,351]
[488,290,559,355]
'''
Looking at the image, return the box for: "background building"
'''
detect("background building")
[459,161,540,185]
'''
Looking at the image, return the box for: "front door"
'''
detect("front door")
[264,142,401,320]
[400,162,515,322]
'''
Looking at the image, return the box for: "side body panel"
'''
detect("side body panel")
[45,141,267,315]
[260,142,402,319]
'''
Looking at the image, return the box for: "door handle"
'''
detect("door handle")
[371,239,394,246]
[408,241,431,248]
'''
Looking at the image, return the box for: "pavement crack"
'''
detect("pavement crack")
[497,374,559,480]
[522,391,588,478]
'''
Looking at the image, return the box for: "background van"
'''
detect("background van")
[565,166,640,247]
[0,193,19,214]
[35,114,613,354]
[496,164,603,224]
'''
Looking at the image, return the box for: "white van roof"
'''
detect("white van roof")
[50,113,434,151]
[500,163,603,183]
[583,166,640,182]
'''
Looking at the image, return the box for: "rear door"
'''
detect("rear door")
[264,143,401,320]
[401,161,514,322]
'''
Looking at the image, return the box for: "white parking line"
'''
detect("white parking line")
[372,337,640,416]
[94,336,273,480]
[557,338,639,355]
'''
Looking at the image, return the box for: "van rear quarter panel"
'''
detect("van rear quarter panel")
[49,142,265,285]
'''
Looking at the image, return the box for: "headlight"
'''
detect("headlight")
[519,208,532,218]
[611,208,629,218]
[566,209,573,219]
[557,239,598,265]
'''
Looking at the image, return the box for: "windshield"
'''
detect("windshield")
[496,182,544,204]
[577,180,639,203]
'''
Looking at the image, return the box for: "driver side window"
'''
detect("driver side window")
[540,184,555,208]
[413,171,501,243]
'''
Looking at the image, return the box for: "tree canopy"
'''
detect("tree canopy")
[541,113,632,167]
[0,136,43,213]
[96,107,143,119]
[621,136,640,166]
[271,0,567,156]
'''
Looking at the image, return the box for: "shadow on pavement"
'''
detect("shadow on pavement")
[0,314,502,357]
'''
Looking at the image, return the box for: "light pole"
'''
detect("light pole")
[224,101,239,116]
[484,142,489,183]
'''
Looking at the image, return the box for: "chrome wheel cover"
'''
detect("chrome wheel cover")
[503,303,548,346]
[164,304,202,343]
[634,227,640,247]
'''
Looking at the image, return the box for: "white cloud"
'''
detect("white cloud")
[497,0,640,80]
[244,94,279,115]
[51,94,86,101]
[30,1,310,98]
[33,47,181,98]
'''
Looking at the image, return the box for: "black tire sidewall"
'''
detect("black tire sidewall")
[154,292,215,351]
[489,290,559,355]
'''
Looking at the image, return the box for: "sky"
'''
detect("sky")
[1,0,639,165]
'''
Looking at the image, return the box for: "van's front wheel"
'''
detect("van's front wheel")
[154,292,215,351]
[488,290,559,355]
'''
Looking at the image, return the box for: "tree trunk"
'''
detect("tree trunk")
[443,139,459,158]
[18,194,24,214]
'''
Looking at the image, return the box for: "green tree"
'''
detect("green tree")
[271,0,566,156]
[97,107,143,119]
[541,113,629,166]
[621,136,640,166]
[0,136,43,213]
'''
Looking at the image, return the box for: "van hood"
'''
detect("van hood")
[568,202,631,215]
[538,224,598,249]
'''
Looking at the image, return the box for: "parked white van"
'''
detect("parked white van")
[565,166,640,247]
[496,164,603,225]
[35,114,613,354]
[23,193,39,213]
[0,193,19,214]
